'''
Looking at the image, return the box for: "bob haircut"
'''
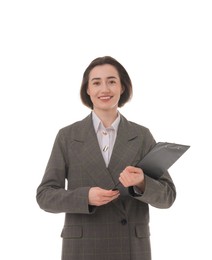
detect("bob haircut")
[80,56,133,109]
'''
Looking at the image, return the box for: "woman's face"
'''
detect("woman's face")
[87,64,123,113]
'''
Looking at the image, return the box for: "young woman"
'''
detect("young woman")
[36,56,176,260]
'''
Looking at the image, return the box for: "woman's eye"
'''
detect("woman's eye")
[93,81,100,86]
[109,80,116,85]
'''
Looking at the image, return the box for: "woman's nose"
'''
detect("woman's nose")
[101,81,110,91]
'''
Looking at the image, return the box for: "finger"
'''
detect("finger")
[124,166,142,174]
[102,190,120,197]
[124,166,137,172]
[119,171,141,187]
[100,193,120,205]
[119,175,130,187]
[120,171,131,182]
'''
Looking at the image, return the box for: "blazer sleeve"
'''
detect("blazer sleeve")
[129,127,177,209]
[132,171,177,209]
[36,130,94,214]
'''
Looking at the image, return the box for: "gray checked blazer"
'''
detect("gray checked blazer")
[36,113,176,260]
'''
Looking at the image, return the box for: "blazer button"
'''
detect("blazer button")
[121,219,127,225]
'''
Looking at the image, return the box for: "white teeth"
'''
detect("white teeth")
[99,96,111,100]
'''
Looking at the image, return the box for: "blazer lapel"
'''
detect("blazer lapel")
[108,115,141,185]
[74,114,116,189]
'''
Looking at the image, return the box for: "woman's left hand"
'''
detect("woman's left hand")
[119,166,145,192]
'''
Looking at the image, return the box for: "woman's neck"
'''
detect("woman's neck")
[93,108,118,128]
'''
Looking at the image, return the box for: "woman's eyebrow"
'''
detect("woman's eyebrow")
[91,77,101,81]
[91,76,118,81]
[107,76,118,79]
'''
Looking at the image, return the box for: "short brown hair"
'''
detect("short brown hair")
[80,56,133,109]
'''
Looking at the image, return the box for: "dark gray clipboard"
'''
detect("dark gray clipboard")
[136,142,190,179]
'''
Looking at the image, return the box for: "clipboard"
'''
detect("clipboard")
[136,142,190,179]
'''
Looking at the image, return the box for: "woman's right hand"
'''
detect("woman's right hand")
[88,187,120,206]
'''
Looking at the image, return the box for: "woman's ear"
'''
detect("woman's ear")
[86,87,90,95]
[121,85,125,94]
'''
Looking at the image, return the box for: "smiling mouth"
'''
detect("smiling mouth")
[98,96,113,100]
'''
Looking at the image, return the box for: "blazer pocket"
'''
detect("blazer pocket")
[61,225,83,239]
[135,225,150,238]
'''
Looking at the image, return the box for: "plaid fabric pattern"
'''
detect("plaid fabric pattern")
[37,113,176,260]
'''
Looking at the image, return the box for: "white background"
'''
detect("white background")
[1,0,212,259]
